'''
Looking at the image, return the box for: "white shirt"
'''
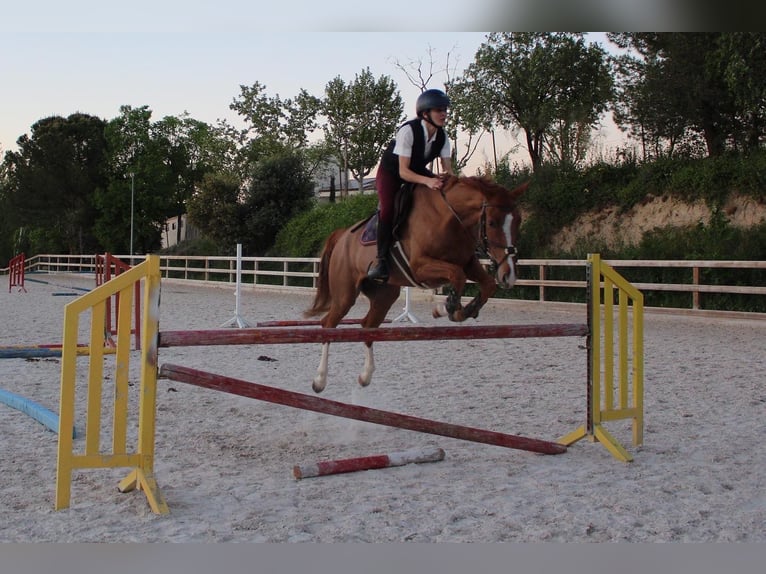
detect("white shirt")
[392,120,451,160]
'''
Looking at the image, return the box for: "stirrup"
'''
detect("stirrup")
[367,259,389,283]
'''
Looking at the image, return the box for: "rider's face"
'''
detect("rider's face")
[428,108,448,127]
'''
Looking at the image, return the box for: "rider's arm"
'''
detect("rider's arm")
[398,155,443,190]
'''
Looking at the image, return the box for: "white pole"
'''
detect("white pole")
[221,244,252,328]
[234,244,243,318]
[393,287,419,323]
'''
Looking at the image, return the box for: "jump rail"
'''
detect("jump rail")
[54,253,644,515]
[159,363,567,455]
[0,388,75,437]
[0,345,112,359]
[159,323,589,347]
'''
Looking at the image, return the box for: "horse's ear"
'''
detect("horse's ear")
[510,181,530,199]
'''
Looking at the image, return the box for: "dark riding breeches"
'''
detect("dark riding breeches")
[375,167,402,226]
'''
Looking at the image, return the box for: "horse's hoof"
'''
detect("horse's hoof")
[357,375,371,387]
[432,304,447,318]
[465,306,479,319]
[312,379,325,393]
[449,310,466,322]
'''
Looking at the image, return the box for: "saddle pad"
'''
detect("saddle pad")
[360,213,378,245]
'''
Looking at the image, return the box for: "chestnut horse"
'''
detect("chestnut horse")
[305,175,527,393]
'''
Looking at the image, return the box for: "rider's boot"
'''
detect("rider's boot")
[367,218,393,283]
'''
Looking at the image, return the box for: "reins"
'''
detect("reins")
[439,188,518,274]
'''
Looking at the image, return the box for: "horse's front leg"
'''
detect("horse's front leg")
[433,287,465,320]
[406,260,469,321]
[312,342,330,393]
[461,257,498,320]
[441,290,474,322]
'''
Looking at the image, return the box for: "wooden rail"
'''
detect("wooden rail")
[4,253,764,317]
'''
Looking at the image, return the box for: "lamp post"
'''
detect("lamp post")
[128,172,135,262]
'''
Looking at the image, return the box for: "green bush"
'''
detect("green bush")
[272,194,379,257]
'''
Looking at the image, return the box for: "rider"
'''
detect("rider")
[367,88,454,283]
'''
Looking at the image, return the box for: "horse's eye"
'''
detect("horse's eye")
[488,220,499,228]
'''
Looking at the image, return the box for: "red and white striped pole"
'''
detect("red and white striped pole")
[293,446,445,479]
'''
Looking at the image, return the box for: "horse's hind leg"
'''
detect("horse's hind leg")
[358,344,375,388]
[357,285,401,387]
[312,283,360,393]
[312,342,331,393]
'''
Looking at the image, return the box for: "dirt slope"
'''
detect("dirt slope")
[549,194,766,251]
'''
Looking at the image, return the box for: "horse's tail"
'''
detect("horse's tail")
[304,228,345,317]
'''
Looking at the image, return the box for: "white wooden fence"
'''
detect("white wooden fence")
[4,253,765,319]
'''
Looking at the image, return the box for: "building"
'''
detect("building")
[314,174,376,203]
[312,157,378,203]
[161,214,200,249]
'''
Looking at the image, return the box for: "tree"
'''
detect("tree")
[229,83,321,170]
[717,33,766,152]
[321,69,404,197]
[89,105,238,254]
[391,43,487,173]
[321,76,353,198]
[152,114,238,245]
[187,149,315,255]
[186,172,244,248]
[94,105,167,254]
[607,33,764,158]
[0,149,16,264]
[454,33,613,172]
[242,149,315,254]
[2,113,108,254]
[609,41,691,160]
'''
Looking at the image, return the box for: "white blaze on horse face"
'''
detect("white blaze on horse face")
[498,212,517,287]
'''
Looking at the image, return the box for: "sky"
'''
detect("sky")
[1,2,713,174]
[1,30,624,175]
[0,32,489,152]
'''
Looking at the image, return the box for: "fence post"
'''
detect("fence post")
[693,266,701,310]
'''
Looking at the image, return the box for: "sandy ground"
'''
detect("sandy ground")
[1,273,764,542]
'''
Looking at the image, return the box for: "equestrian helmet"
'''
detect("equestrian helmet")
[416,89,451,115]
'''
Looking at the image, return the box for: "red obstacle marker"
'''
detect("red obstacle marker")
[293,446,446,479]
[159,363,567,455]
[8,252,27,292]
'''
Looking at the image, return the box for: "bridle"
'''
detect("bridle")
[440,189,519,276]
[479,202,519,276]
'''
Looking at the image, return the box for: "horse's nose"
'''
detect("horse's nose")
[497,263,517,288]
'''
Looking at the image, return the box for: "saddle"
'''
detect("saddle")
[357,183,433,288]
[359,183,415,245]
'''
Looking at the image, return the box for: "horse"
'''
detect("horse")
[305,175,528,393]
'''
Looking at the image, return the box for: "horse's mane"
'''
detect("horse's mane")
[442,175,511,200]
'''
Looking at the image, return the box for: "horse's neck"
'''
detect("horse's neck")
[439,187,485,229]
